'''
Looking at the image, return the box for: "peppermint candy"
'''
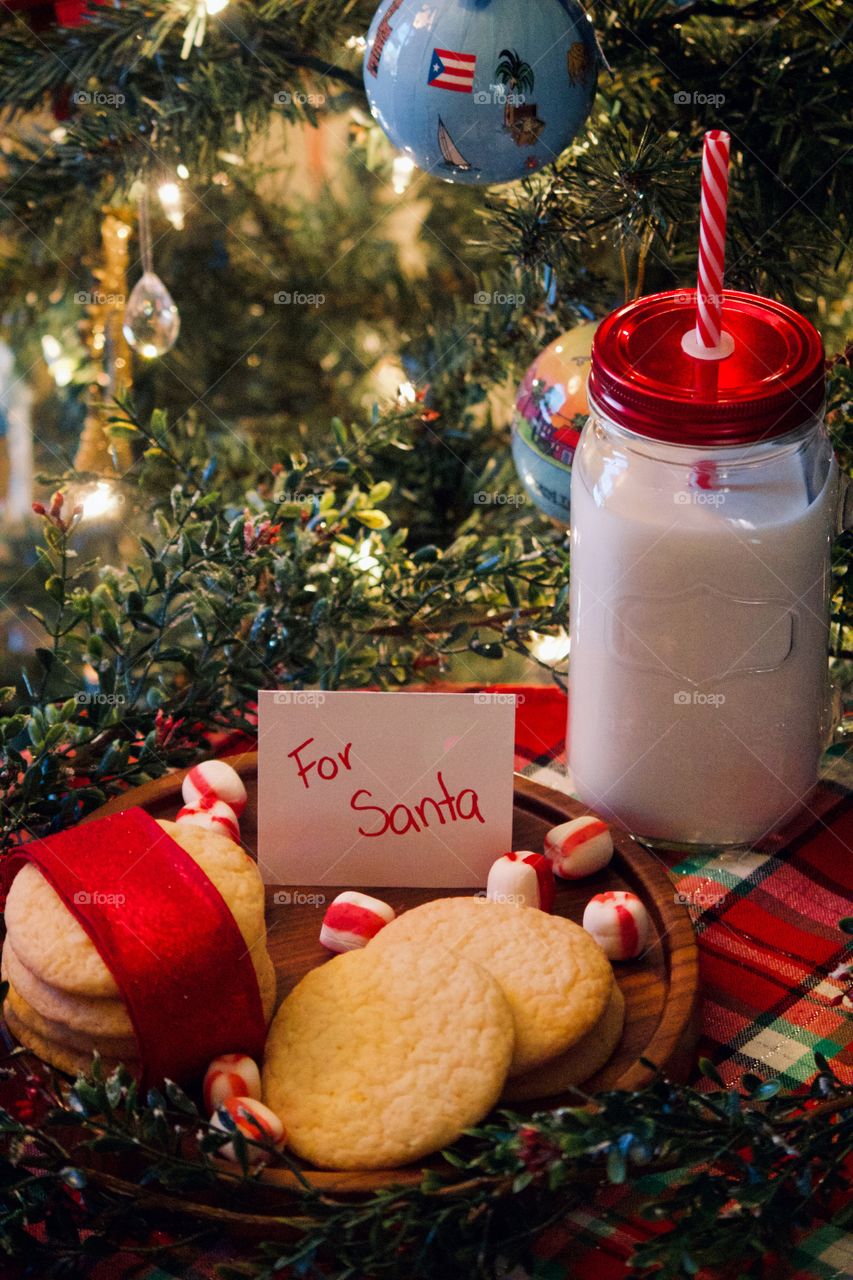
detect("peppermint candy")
[544,815,613,879]
[319,891,396,953]
[182,760,248,817]
[177,800,240,844]
[486,851,555,911]
[583,890,649,961]
[203,1052,261,1113]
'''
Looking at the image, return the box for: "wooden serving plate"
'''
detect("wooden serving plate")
[74,753,699,1191]
[0,755,698,1198]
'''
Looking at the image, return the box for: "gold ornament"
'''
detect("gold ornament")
[74,210,134,475]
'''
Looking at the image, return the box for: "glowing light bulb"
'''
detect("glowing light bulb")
[333,538,383,585]
[40,335,75,386]
[528,630,571,665]
[157,181,184,229]
[51,359,75,387]
[391,154,415,194]
[80,481,122,521]
[176,163,190,180]
[398,380,417,404]
[206,0,228,13]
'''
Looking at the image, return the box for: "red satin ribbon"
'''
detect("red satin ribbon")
[11,808,266,1087]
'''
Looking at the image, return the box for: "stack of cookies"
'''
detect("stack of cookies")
[2,820,276,1077]
[262,896,624,1170]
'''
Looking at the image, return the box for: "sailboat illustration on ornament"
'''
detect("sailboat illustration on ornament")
[437,117,474,171]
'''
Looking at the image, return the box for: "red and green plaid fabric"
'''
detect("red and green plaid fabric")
[27,685,853,1280]
[509,684,853,1096]
[508,683,853,1278]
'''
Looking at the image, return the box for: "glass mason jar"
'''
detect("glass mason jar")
[568,289,840,850]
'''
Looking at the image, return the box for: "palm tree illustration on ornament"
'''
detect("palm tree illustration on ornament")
[493,49,543,146]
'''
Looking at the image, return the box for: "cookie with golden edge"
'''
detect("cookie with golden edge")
[370,896,613,1076]
[2,820,277,1077]
[262,944,515,1170]
[501,984,625,1102]
[2,941,132,1038]
[2,819,276,1020]
[4,982,138,1059]
[3,1002,139,1079]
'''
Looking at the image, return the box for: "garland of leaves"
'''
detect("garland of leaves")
[1,992,851,1280]
[0,395,571,857]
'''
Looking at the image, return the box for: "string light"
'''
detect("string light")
[158,181,184,230]
[78,481,123,521]
[176,163,190,180]
[391,154,415,194]
[40,335,75,388]
[333,537,383,585]
[528,630,571,665]
[182,0,227,59]
[397,380,417,404]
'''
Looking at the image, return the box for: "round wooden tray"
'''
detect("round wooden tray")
[78,753,699,1191]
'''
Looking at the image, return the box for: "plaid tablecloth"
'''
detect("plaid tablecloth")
[18,684,853,1280]
[509,685,853,1280]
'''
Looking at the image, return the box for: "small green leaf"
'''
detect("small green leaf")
[331,417,348,447]
[474,555,501,575]
[606,1145,626,1184]
[101,613,121,644]
[699,1057,725,1086]
[354,509,391,530]
[164,1079,198,1116]
[469,639,503,659]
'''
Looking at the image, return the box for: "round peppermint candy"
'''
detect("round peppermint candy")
[182,760,248,817]
[544,815,613,879]
[582,890,649,961]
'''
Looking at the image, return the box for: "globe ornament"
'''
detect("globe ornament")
[363,0,599,186]
[511,320,597,525]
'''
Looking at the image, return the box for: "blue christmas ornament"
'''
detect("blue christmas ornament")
[363,0,599,186]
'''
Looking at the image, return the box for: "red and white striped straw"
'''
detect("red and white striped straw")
[695,129,731,352]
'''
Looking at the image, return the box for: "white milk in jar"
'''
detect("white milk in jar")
[568,289,837,849]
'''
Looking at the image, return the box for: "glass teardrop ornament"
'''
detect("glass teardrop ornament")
[122,271,180,358]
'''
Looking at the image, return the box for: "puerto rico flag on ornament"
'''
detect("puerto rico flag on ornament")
[428,47,476,92]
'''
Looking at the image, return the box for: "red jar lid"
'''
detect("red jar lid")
[587,289,825,446]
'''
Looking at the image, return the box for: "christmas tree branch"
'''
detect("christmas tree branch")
[3,1036,853,1280]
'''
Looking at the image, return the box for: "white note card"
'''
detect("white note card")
[257,690,516,887]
